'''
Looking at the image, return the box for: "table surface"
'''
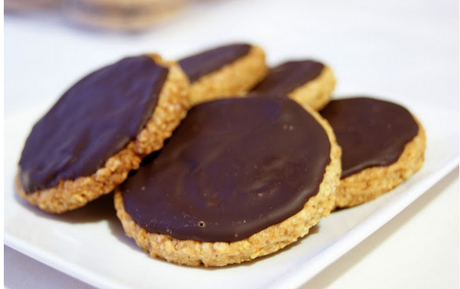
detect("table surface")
[4,0,459,288]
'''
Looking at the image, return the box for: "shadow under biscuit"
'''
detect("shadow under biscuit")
[106,209,148,253]
[13,183,117,224]
[13,181,150,253]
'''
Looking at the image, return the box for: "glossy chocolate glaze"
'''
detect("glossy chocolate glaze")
[19,56,169,193]
[178,43,251,83]
[320,97,419,179]
[121,95,331,242]
[251,60,324,95]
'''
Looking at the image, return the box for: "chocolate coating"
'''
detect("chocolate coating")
[121,95,331,242]
[178,43,251,83]
[251,60,324,95]
[19,56,169,193]
[320,97,419,179]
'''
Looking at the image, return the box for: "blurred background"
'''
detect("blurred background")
[5,0,459,115]
[5,0,187,31]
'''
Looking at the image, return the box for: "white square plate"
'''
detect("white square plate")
[4,99,458,289]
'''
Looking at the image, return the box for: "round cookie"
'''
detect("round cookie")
[251,60,336,110]
[320,97,426,209]
[115,95,341,267]
[178,43,268,105]
[16,54,190,214]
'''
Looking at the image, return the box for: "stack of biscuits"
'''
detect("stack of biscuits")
[16,43,426,267]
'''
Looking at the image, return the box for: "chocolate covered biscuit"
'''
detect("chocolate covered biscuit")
[251,60,336,110]
[115,95,341,266]
[178,43,268,105]
[16,54,189,213]
[320,97,426,209]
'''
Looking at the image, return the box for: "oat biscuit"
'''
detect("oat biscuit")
[178,43,268,105]
[115,95,341,266]
[251,60,336,110]
[320,97,426,209]
[16,54,190,213]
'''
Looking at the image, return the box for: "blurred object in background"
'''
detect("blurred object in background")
[63,0,187,31]
[5,0,63,12]
[4,0,187,31]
